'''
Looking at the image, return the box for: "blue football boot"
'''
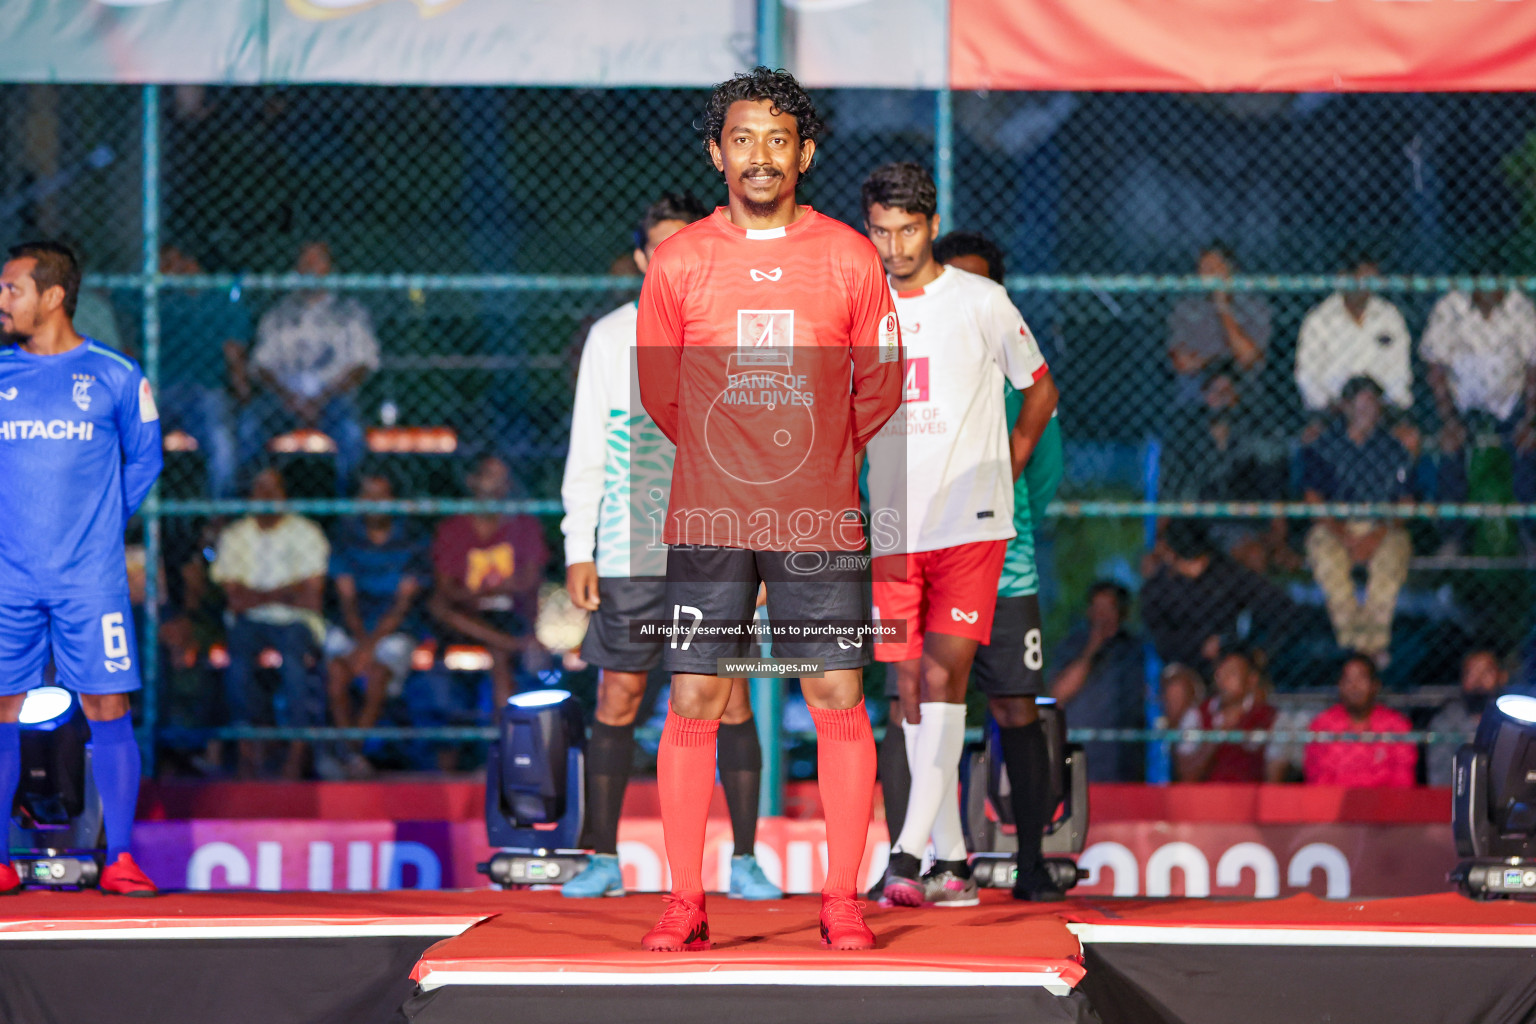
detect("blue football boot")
[728,854,784,900]
[561,854,626,898]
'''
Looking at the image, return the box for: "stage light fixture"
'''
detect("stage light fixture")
[1452,694,1536,899]
[480,689,589,888]
[964,698,1089,892]
[8,686,106,889]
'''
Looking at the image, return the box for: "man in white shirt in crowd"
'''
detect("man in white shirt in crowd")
[210,466,331,778]
[241,240,380,491]
[1420,282,1536,553]
[862,163,1058,907]
[1295,250,1413,426]
[559,194,780,901]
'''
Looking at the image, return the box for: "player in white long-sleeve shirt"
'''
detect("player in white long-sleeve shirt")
[559,194,780,901]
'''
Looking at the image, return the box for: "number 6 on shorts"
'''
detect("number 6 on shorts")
[101,612,129,660]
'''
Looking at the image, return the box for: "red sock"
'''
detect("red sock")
[809,701,876,897]
[657,711,719,895]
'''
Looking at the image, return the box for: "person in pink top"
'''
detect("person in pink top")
[1304,654,1417,787]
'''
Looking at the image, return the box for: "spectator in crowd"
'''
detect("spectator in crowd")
[1421,282,1536,554]
[323,471,429,779]
[1295,250,1413,421]
[1142,519,1295,678]
[1304,654,1417,787]
[64,239,124,353]
[1302,375,1415,663]
[428,454,549,709]
[158,243,250,498]
[242,240,379,489]
[210,467,330,779]
[1159,663,1205,734]
[1166,242,1270,406]
[1160,360,1295,574]
[1426,647,1508,787]
[1176,646,1284,783]
[1049,581,1147,782]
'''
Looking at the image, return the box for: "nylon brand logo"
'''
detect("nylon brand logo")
[950,608,979,624]
[104,657,131,672]
[749,267,783,282]
[0,388,15,400]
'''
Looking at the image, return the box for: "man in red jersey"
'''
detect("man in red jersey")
[636,67,903,952]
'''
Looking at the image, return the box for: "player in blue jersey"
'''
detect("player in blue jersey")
[0,242,163,896]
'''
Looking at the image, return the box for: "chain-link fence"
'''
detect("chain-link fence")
[3,83,1534,780]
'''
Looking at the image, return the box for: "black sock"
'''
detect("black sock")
[878,716,912,849]
[997,720,1050,879]
[717,719,762,857]
[584,721,636,855]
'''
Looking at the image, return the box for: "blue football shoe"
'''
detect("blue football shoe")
[561,854,626,898]
[728,854,784,900]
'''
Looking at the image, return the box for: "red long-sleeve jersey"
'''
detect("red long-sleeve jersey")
[637,207,902,551]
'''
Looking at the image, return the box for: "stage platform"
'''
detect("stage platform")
[3,889,1535,1024]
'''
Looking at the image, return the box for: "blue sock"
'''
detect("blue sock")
[0,721,18,832]
[88,715,140,862]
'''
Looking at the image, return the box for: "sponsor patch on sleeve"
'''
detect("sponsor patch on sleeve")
[138,377,159,422]
[879,311,900,363]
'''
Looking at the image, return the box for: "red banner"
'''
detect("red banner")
[951,0,1536,92]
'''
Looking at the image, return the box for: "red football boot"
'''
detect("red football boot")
[99,853,158,896]
[641,892,711,952]
[820,894,875,951]
[0,860,20,896]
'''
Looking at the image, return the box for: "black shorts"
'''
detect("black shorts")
[661,546,871,674]
[580,576,667,673]
[969,593,1045,698]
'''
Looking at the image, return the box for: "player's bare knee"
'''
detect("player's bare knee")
[989,696,1037,728]
[0,694,24,723]
[79,692,131,721]
[800,669,863,711]
[596,669,647,725]
[668,674,731,720]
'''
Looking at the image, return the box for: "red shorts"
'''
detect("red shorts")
[870,540,1008,663]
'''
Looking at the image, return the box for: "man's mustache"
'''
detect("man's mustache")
[740,165,784,180]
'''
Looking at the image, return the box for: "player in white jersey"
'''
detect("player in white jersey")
[560,194,780,901]
[861,164,1059,908]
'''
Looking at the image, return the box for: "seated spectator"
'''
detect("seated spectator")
[241,240,379,490]
[1421,282,1536,555]
[159,243,250,499]
[1161,361,1294,574]
[428,454,549,709]
[209,467,330,778]
[1426,647,1508,787]
[1142,519,1295,678]
[1302,376,1414,663]
[323,472,429,779]
[1166,241,1270,406]
[1049,581,1147,782]
[1304,654,1416,787]
[1158,663,1205,734]
[1294,249,1413,422]
[1176,647,1283,783]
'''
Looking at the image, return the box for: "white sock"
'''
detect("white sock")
[893,702,968,859]
[901,719,920,778]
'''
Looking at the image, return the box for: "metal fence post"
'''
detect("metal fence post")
[757,0,781,68]
[751,676,784,819]
[138,83,161,773]
[935,87,954,228]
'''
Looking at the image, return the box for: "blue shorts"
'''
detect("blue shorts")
[0,594,143,696]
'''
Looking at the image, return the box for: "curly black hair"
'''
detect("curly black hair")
[700,66,824,170]
[860,162,937,219]
[932,231,1006,284]
[635,192,710,249]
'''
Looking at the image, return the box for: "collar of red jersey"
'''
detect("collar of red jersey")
[713,205,817,240]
